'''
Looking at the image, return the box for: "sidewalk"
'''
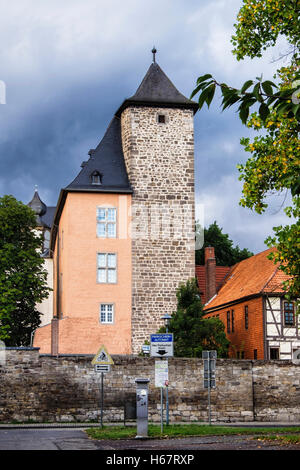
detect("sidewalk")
[1,421,300,429]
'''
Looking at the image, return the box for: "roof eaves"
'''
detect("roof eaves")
[49,189,67,255]
[203,293,262,314]
[115,99,198,117]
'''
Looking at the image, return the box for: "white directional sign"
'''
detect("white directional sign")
[150,334,173,357]
[91,345,114,366]
[94,364,111,373]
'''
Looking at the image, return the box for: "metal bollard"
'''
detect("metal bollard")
[135,378,150,438]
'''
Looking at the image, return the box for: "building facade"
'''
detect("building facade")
[33,57,197,355]
[203,248,300,360]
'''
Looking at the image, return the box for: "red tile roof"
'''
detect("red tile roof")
[203,248,291,311]
[195,265,231,304]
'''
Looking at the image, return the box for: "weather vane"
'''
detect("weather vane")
[152,46,157,63]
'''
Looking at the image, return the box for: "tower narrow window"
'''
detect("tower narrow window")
[245,305,249,330]
[227,311,230,333]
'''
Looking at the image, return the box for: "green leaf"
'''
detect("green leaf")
[239,103,250,124]
[252,83,263,102]
[259,102,270,121]
[197,85,214,110]
[240,80,253,94]
[262,80,277,96]
[205,84,216,108]
[196,74,213,85]
[222,94,240,110]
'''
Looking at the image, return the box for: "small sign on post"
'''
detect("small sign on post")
[202,350,217,425]
[91,345,114,428]
[150,334,173,357]
[203,350,217,389]
[155,359,169,388]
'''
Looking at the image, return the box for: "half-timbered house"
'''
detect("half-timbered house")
[203,248,299,360]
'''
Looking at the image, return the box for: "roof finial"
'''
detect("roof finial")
[152,46,157,63]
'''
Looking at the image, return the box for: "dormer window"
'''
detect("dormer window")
[91,171,102,185]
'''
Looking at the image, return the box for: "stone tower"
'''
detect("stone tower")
[117,55,198,352]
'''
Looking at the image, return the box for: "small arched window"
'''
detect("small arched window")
[91,171,102,185]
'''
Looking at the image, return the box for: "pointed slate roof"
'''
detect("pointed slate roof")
[116,62,198,116]
[65,116,132,193]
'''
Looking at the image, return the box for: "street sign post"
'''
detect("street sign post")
[150,334,173,432]
[155,358,169,433]
[202,350,217,425]
[91,345,114,428]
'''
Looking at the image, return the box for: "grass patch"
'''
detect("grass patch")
[85,424,300,441]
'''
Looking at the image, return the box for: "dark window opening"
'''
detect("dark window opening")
[91,171,102,185]
[254,349,257,359]
[270,348,279,360]
[227,311,230,334]
[231,310,234,333]
[245,305,249,330]
[158,114,166,124]
[283,301,294,326]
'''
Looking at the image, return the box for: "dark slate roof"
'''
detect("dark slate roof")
[65,116,132,193]
[40,206,56,229]
[116,62,198,116]
[28,189,47,216]
[27,190,56,229]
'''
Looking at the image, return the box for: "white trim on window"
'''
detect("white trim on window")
[97,207,117,238]
[97,252,117,284]
[100,303,114,324]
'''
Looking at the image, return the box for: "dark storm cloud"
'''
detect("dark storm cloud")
[0,0,291,253]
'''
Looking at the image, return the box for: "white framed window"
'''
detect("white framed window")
[97,207,117,238]
[100,303,114,324]
[97,253,117,283]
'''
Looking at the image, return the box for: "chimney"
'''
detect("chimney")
[205,246,216,303]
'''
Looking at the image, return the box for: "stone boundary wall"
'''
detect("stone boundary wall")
[0,349,299,423]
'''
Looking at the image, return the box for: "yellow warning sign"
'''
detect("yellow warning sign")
[91,345,114,365]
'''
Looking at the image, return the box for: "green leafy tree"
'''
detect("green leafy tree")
[0,195,50,345]
[158,279,230,358]
[195,221,253,265]
[191,0,300,306]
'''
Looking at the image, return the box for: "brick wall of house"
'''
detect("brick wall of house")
[204,297,265,359]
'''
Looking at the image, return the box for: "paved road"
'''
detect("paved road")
[0,428,299,451]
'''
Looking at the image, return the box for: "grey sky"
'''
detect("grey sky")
[0,0,290,254]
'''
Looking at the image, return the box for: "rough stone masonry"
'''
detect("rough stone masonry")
[121,106,195,354]
[1,349,299,424]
